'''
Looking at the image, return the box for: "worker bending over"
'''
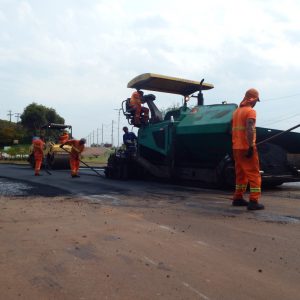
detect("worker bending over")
[32,136,45,176]
[130,90,149,126]
[61,138,86,178]
[59,130,69,144]
[231,88,264,210]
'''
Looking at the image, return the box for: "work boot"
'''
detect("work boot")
[35,173,42,176]
[71,174,80,178]
[247,200,265,210]
[232,199,248,206]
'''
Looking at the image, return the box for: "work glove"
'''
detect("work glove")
[245,146,254,158]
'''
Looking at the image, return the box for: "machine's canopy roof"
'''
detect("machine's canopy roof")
[41,123,72,130]
[127,73,214,96]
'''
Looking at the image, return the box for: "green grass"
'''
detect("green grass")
[81,149,114,166]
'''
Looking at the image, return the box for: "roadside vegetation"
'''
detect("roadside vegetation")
[0,143,113,166]
[0,144,31,163]
[1,102,114,166]
[81,148,114,165]
[1,103,64,147]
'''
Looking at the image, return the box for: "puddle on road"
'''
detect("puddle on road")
[0,177,33,196]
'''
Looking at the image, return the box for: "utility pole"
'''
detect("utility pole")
[92,130,95,146]
[7,110,13,122]
[114,108,121,147]
[111,120,114,146]
[97,128,99,146]
[101,124,104,145]
[15,113,21,123]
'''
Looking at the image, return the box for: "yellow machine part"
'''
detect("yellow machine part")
[28,142,74,170]
[45,142,72,169]
[127,73,214,95]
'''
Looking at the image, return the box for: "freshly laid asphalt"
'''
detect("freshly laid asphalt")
[1,163,300,223]
[0,164,126,197]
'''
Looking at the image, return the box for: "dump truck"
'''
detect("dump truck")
[105,73,300,187]
[28,123,73,169]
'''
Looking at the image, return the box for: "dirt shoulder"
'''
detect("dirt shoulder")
[0,193,299,300]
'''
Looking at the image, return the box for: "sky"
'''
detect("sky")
[1,0,300,145]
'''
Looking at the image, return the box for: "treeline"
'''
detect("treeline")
[0,103,64,147]
[0,119,30,147]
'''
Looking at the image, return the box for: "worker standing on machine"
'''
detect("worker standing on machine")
[59,130,69,144]
[130,90,149,126]
[231,88,264,210]
[123,126,137,154]
[60,138,86,178]
[32,136,45,176]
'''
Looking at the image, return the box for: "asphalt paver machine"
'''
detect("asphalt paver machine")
[106,73,300,187]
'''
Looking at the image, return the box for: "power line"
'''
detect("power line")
[114,108,122,147]
[111,120,114,146]
[263,93,300,102]
[7,110,13,122]
[261,112,300,127]
[15,113,21,123]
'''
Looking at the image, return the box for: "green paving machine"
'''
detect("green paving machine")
[105,73,300,187]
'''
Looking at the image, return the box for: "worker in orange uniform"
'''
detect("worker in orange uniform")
[32,136,45,176]
[59,130,69,144]
[130,90,149,126]
[60,138,86,178]
[231,88,264,210]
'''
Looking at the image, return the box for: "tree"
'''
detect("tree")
[46,108,64,124]
[160,103,181,117]
[0,119,28,147]
[20,103,65,133]
[0,126,15,146]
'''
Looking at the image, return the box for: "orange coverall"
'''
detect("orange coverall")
[59,133,69,144]
[65,140,85,176]
[32,139,45,175]
[232,100,261,202]
[130,91,149,125]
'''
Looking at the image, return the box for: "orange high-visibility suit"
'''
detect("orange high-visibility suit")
[59,132,69,144]
[232,89,261,202]
[32,138,45,176]
[64,139,85,176]
[130,91,149,125]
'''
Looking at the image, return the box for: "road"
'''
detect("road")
[0,164,300,300]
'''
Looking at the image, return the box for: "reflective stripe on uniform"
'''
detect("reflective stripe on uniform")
[235,184,247,189]
[232,126,256,132]
[232,126,246,131]
[250,187,261,193]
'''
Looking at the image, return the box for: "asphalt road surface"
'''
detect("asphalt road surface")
[0,164,300,300]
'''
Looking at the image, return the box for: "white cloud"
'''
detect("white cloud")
[17,1,33,21]
[1,0,300,142]
[0,9,6,21]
